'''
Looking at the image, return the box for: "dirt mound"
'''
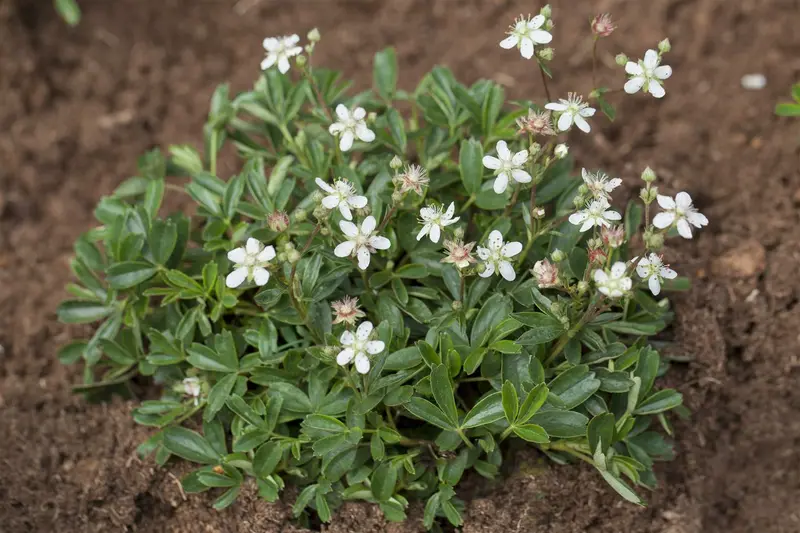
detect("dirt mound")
[2,0,799,532]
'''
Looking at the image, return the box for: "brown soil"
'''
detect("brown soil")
[2,0,799,531]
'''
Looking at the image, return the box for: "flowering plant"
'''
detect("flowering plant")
[57,9,704,529]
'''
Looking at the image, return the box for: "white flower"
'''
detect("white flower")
[328,104,375,152]
[593,262,632,298]
[417,202,459,243]
[315,177,368,221]
[545,93,596,133]
[636,253,677,296]
[482,140,531,194]
[624,49,673,98]
[554,143,569,159]
[334,215,391,270]
[225,237,276,288]
[499,15,553,59]
[182,377,202,405]
[476,230,523,281]
[261,35,302,74]
[582,168,622,200]
[652,192,708,239]
[569,199,622,232]
[337,321,385,374]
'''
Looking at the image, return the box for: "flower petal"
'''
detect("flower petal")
[604,210,622,221]
[511,150,529,166]
[530,30,552,44]
[644,49,659,70]
[348,195,368,209]
[625,61,643,76]
[648,276,661,296]
[369,236,391,250]
[569,212,588,225]
[328,123,344,134]
[252,267,270,286]
[227,247,247,264]
[499,35,519,49]
[574,115,591,133]
[257,245,276,262]
[511,169,532,183]
[593,269,608,283]
[225,267,248,288]
[445,202,456,219]
[361,215,377,235]
[496,140,511,160]
[545,102,567,111]
[334,240,356,258]
[355,123,375,143]
[357,247,371,269]
[277,57,291,74]
[335,104,349,121]
[675,192,693,209]
[315,177,334,193]
[662,267,678,279]
[656,194,676,209]
[499,261,516,281]
[480,263,495,278]
[416,225,429,241]
[520,37,535,59]
[261,55,277,70]
[687,211,709,228]
[482,155,501,170]
[321,195,341,209]
[340,330,354,345]
[652,212,675,229]
[366,340,385,354]
[529,14,545,29]
[676,218,693,239]
[339,130,354,152]
[354,353,371,374]
[654,65,672,80]
[501,241,523,258]
[648,80,666,98]
[611,261,627,278]
[488,230,504,250]
[339,220,359,238]
[430,224,441,243]
[337,348,355,366]
[246,238,262,255]
[338,203,352,221]
[624,76,645,94]
[580,219,595,232]
[557,112,573,131]
[476,247,490,260]
[493,172,509,194]
[356,321,374,340]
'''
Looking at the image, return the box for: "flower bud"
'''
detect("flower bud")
[213,465,225,475]
[320,226,330,236]
[577,280,589,294]
[391,191,404,204]
[390,155,403,170]
[529,142,541,156]
[573,195,585,209]
[554,143,568,159]
[267,211,290,233]
[277,252,288,262]
[453,227,465,240]
[551,248,566,262]
[311,190,324,203]
[588,247,607,265]
[367,112,378,123]
[307,28,321,42]
[591,13,616,38]
[639,186,658,204]
[287,249,301,263]
[294,209,308,222]
[540,4,552,18]
[532,259,559,288]
[658,38,671,53]
[283,241,295,251]
[313,205,328,220]
[537,47,554,61]
[475,262,487,274]
[644,230,664,250]
[532,207,546,219]
[578,184,589,196]
[615,53,628,66]
[452,300,463,311]
[641,166,657,183]
[544,19,554,30]
[601,225,625,248]
[295,55,307,68]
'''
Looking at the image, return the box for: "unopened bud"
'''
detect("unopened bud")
[475,262,487,274]
[307,28,321,42]
[554,143,568,159]
[267,211,290,232]
[390,155,403,170]
[530,142,542,155]
[295,55,307,68]
[639,186,658,204]
[641,166,657,183]
[453,227,465,240]
[540,4,552,18]
[538,47,554,61]
[294,209,307,222]
[367,112,377,123]
[277,252,287,262]
[644,230,665,250]
[320,226,331,236]
[391,191,404,204]
[551,249,566,262]
[312,190,324,203]
[452,300,463,310]
[313,205,328,220]
[283,241,295,251]
[573,195,585,209]
[544,19,554,31]
[578,184,589,196]
[615,53,628,66]
[658,38,671,54]
[588,247,607,265]
[287,249,301,263]
[532,207,546,219]
[577,280,589,294]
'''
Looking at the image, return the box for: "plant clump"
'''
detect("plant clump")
[57,8,704,529]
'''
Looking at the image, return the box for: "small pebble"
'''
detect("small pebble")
[741,73,767,90]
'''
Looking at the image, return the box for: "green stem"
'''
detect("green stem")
[456,430,474,449]
[459,194,477,213]
[503,183,521,217]
[209,130,218,176]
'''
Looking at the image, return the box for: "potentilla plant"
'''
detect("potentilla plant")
[57,9,704,529]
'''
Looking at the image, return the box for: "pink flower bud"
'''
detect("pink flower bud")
[267,211,290,232]
[591,13,616,38]
[532,259,559,288]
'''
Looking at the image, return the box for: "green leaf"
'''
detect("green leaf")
[548,365,601,409]
[501,380,518,423]
[144,178,165,219]
[223,174,245,220]
[226,395,265,427]
[54,0,81,26]
[423,492,441,529]
[149,220,178,265]
[302,414,348,437]
[517,383,548,425]
[471,294,511,347]
[514,424,549,443]
[405,397,456,430]
[513,313,565,345]
[204,373,237,421]
[98,338,136,365]
[395,263,428,279]
[587,412,615,453]
[323,448,357,482]
[213,486,241,510]
[459,138,484,195]
[162,426,220,464]
[292,484,316,517]
[461,391,504,428]
[106,261,158,289]
[416,340,441,367]
[530,410,589,438]
[371,462,397,502]
[431,364,458,425]
[384,346,423,370]
[374,48,398,101]
[385,107,407,153]
[599,470,643,505]
[370,432,385,461]
[187,344,238,373]
[634,389,683,415]
[775,102,800,116]
[56,300,114,324]
[489,340,521,354]
[253,441,283,477]
[269,382,312,413]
